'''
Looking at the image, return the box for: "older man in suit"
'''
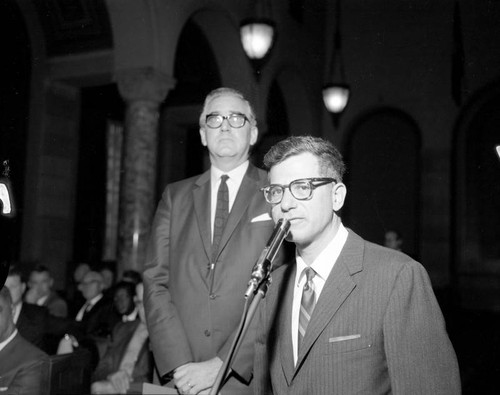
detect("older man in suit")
[0,286,48,395]
[254,136,460,394]
[144,87,282,395]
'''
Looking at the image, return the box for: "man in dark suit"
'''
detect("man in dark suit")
[254,136,461,394]
[0,286,48,395]
[144,87,282,394]
[25,264,68,318]
[91,282,152,394]
[75,270,120,339]
[5,265,72,354]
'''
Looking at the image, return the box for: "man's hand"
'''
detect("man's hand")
[173,357,223,394]
[107,370,132,394]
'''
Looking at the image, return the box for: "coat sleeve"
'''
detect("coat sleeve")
[252,296,272,394]
[383,260,461,394]
[143,187,193,378]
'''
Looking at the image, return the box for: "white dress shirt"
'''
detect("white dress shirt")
[291,223,348,364]
[209,160,249,241]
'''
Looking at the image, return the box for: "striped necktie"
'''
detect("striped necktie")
[212,174,229,261]
[298,267,316,350]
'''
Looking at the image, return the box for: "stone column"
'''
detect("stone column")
[116,68,175,275]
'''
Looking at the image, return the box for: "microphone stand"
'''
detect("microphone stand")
[209,274,271,395]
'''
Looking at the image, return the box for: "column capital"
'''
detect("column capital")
[116,67,175,103]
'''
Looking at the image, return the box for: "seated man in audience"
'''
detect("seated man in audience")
[25,264,68,318]
[91,282,153,394]
[5,265,72,354]
[113,281,138,323]
[0,286,49,394]
[75,270,120,338]
[98,261,116,300]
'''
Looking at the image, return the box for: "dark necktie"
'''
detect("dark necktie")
[212,175,229,261]
[298,267,316,350]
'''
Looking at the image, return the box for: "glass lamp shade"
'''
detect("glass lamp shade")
[496,145,500,161]
[240,18,275,59]
[322,83,350,113]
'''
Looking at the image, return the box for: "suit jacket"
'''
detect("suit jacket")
[254,230,461,395]
[144,164,280,394]
[0,332,49,395]
[76,295,120,339]
[42,291,68,318]
[93,320,153,383]
[17,303,49,351]
[17,302,74,354]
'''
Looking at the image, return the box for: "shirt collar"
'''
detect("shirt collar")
[87,293,103,307]
[296,222,349,283]
[37,294,49,306]
[122,308,138,322]
[210,160,249,187]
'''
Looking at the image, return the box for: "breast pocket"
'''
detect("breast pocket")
[323,334,373,354]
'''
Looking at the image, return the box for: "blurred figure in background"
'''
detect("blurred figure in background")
[98,261,116,300]
[384,229,403,252]
[113,281,138,323]
[67,262,91,317]
[91,282,153,395]
[25,264,68,318]
[0,286,48,394]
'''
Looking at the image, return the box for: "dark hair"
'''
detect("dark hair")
[31,264,51,275]
[199,87,257,128]
[122,270,142,285]
[263,135,346,181]
[8,264,26,284]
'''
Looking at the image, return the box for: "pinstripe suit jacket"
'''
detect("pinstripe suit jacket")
[254,230,461,395]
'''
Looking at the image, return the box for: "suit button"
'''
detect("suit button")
[209,294,217,300]
[204,330,211,337]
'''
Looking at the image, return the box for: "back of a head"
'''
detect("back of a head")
[0,286,15,341]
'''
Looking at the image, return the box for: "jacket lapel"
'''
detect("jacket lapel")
[293,230,364,376]
[193,170,212,261]
[278,264,297,385]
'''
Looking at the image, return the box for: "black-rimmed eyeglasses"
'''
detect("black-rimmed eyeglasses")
[261,177,337,204]
[205,113,249,129]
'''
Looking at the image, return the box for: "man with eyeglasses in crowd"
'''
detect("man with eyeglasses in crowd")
[144,87,282,394]
[253,135,460,394]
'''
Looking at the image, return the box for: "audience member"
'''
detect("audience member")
[91,282,153,394]
[75,270,120,339]
[5,265,72,354]
[25,264,68,318]
[113,281,138,323]
[0,286,49,394]
[384,229,403,251]
[254,136,460,394]
[121,270,142,286]
[144,87,283,394]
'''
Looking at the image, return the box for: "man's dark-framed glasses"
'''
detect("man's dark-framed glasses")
[205,113,249,129]
[261,177,337,204]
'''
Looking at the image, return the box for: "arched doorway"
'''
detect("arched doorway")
[453,82,500,310]
[344,108,421,259]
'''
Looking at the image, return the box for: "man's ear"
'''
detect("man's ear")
[332,182,347,212]
[199,128,207,147]
[250,126,258,146]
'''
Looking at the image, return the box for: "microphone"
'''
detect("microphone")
[245,218,290,298]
